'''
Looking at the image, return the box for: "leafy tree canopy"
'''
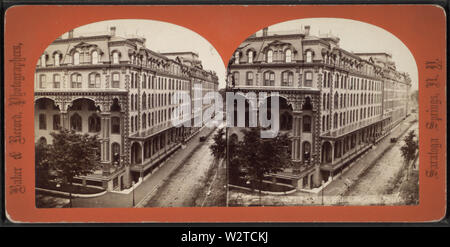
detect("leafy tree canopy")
[400,130,418,164]
[41,129,101,183]
[236,128,291,182]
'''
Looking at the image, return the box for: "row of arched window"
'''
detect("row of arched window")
[38,72,122,89]
[38,113,120,134]
[323,71,382,91]
[41,49,177,67]
[130,108,176,133]
[41,50,103,67]
[322,106,383,132]
[265,49,296,63]
[234,48,316,64]
[130,93,176,111]
[323,54,381,77]
[233,70,309,87]
[324,92,381,110]
[129,54,186,77]
[130,73,189,90]
[234,49,298,64]
[38,71,193,90]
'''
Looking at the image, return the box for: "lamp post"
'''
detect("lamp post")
[132,181,135,207]
[321,180,325,205]
[225,57,234,208]
[225,123,229,207]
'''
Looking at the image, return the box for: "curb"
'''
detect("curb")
[229,183,297,195]
[36,187,107,198]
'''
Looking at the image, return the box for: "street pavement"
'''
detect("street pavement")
[71,127,216,208]
[229,114,418,206]
[322,114,418,197]
[346,122,418,197]
[142,128,219,207]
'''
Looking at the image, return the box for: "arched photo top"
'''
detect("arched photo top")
[229,17,418,91]
[35,19,226,89]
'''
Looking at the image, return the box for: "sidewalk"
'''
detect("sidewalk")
[71,127,216,208]
[322,115,417,196]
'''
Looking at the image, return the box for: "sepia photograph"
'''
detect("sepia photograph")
[34,19,227,208]
[225,18,419,206]
[4,4,445,223]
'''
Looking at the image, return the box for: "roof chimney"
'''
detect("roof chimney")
[110,26,116,36]
[68,30,74,38]
[262,27,268,37]
[304,25,310,36]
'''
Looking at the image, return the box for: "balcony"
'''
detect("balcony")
[130,122,175,140]
[34,88,128,94]
[322,116,386,139]
[232,85,320,93]
[321,143,372,171]
[130,142,181,172]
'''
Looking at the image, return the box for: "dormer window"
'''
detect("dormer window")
[92,51,99,64]
[73,52,80,65]
[267,50,273,63]
[234,51,239,64]
[285,49,292,63]
[248,51,253,64]
[112,52,119,64]
[54,54,60,67]
[306,51,313,63]
[41,54,47,67]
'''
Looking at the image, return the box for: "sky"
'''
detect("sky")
[255,18,419,90]
[67,19,227,88]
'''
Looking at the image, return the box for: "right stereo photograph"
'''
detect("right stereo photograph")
[225,18,418,207]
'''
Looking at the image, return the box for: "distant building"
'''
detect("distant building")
[35,27,219,191]
[228,26,411,189]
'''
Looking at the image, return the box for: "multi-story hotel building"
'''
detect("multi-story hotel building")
[34,27,219,191]
[228,26,411,190]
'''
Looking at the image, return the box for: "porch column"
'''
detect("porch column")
[60,111,69,129]
[140,141,145,164]
[292,111,302,173]
[330,141,335,164]
[101,112,111,176]
[150,137,154,158]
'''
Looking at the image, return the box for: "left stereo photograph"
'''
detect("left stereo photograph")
[34,19,227,208]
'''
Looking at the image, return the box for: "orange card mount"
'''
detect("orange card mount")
[4,5,446,223]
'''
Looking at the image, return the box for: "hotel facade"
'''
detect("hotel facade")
[228,26,411,190]
[34,27,219,191]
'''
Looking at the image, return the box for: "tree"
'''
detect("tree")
[38,129,101,207]
[227,136,240,184]
[235,128,291,204]
[35,142,51,187]
[210,127,226,160]
[210,128,240,183]
[400,130,419,180]
[410,90,418,104]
